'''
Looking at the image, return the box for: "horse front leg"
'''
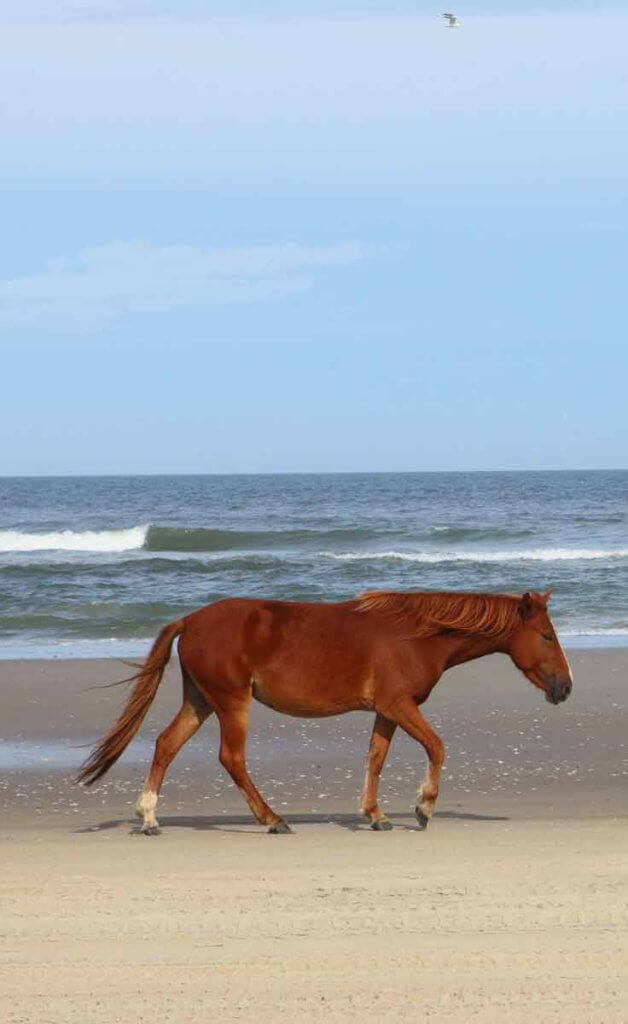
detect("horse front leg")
[360,713,397,830]
[383,697,445,830]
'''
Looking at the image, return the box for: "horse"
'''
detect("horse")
[77,589,573,834]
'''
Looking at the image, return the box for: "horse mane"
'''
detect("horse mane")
[355,590,521,640]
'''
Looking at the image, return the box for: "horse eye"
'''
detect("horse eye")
[542,633,553,643]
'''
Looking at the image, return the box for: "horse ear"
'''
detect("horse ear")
[542,588,552,604]
[520,592,534,619]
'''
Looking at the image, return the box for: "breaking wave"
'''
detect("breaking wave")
[561,627,628,636]
[0,523,378,555]
[322,547,628,564]
[0,526,148,553]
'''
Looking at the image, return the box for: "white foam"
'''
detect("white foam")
[321,547,628,564]
[0,525,148,553]
[561,627,628,636]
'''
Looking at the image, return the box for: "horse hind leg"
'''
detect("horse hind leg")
[136,674,211,835]
[217,697,291,834]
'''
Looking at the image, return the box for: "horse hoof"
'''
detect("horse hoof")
[141,825,161,836]
[371,818,393,831]
[268,821,292,834]
[415,809,429,831]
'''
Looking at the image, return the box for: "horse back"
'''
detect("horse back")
[178,597,385,716]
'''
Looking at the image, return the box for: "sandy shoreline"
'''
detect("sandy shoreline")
[0,652,626,1022]
[1,649,626,827]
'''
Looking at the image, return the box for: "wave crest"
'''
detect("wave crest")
[322,547,628,564]
[0,526,148,553]
[144,525,373,552]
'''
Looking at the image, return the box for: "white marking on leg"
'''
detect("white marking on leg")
[135,788,159,829]
[416,783,435,819]
[417,757,442,819]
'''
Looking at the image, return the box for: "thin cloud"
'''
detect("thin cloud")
[0,240,376,332]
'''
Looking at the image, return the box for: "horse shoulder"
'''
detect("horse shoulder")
[371,634,446,707]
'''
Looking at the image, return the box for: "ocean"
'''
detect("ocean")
[0,471,626,658]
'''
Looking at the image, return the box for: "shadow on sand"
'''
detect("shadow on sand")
[75,808,509,835]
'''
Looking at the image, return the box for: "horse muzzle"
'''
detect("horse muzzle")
[544,675,572,705]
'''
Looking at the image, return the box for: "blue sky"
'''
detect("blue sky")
[1,2,626,473]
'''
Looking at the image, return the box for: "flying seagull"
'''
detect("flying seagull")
[442,13,461,28]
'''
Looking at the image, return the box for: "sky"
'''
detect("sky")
[1,1,626,474]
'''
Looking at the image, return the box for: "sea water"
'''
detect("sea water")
[0,471,626,657]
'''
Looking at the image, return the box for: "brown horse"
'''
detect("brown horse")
[78,589,572,834]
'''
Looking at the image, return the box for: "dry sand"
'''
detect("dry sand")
[0,650,627,1023]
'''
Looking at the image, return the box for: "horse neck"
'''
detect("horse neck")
[440,629,511,669]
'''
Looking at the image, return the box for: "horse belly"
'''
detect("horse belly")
[251,673,373,717]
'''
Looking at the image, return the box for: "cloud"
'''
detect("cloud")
[0,240,376,332]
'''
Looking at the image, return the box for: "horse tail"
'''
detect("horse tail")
[76,618,186,786]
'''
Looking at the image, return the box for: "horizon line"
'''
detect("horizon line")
[1,467,626,480]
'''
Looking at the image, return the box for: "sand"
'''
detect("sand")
[0,650,627,1022]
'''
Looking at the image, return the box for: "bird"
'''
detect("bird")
[442,13,461,28]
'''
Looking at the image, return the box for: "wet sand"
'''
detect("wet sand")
[1,649,626,826]
[0,651,627,1022]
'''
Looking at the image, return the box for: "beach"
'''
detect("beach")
[3,0,627,1017]
[1,650,626,1022]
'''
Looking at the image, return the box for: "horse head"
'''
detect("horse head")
[508,590,573,704]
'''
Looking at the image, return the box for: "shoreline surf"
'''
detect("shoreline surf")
[3,472,627,655]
